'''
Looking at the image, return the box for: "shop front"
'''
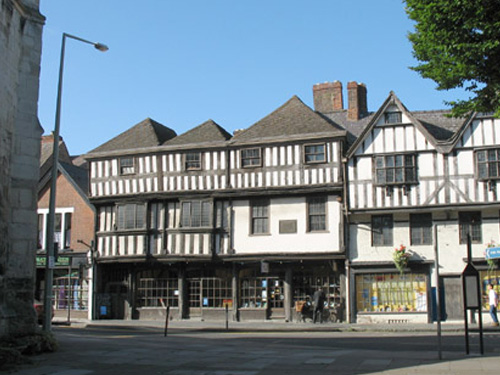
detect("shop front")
[35,252,89,321]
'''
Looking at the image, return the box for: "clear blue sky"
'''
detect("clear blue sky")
[38,1,469,156]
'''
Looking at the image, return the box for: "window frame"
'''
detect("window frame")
[374,153,417,186]
[459,211,482,244]
[307,196,327,232]
[119,157,135,175]
[476,148,500,180]
[180,200,212,228]
[304,143,326,164]
[185,152,202,171]
[241,148,262,168]
[372,214,393,246]
[250,199,270,235]
[410,213,432,246]
[116,203,146,230]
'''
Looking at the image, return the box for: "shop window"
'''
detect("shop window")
[292,273,341,309]
[307,196,327,232]
[410,213,432,245]
[185,152,201,171]
[240,277,267,308]
[459,211,482,244]
[477,149,500,180]
[355,273,427,313]
[372,215,393,246]
[250,199,269,234]
[119,157,135,175]
[53,275,89,311]
[480,271,500,310]
[188,278,232,308]
[116,203,146,230]
[375,154,417,185]
[304,143,326,164]
[181,200,211,228]
[38,214,43,249]
[241,148,262,168]
[138,277,179,308]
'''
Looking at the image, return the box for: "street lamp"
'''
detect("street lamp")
[43,33,108,331]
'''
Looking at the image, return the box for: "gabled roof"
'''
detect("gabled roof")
[230,96,345,144]
[346,92,472,156]
[88,118,177,154]
[163,119,232,148]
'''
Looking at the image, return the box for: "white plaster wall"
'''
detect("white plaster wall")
[233,196,341,253]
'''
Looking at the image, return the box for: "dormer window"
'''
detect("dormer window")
[384,111,402,124]
[241,148,262,168]
[375,154,417,185]
[477,149,500,180]
[119,157,135,175]
[185,152,201,171]
[304,144,326,164]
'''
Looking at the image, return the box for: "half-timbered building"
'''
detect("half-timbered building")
[86,99,348,322]
[345,89,500,324]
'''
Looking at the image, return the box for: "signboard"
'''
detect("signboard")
[36,256,70,267]
[462,263,480,309]
[485,246,500,260]
[261,261,269,274]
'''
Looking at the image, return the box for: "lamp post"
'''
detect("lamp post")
[43,33,108,331]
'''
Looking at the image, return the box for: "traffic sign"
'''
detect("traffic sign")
[485,246,500,260]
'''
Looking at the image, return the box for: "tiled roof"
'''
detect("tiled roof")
[88,118,176,154]
[231,96,345,144]
[164,119,231,147]
[412,110,465,141]
[60,162,89,195]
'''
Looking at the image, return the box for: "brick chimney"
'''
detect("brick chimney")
[347,81,368,121]
[313,81,343,113]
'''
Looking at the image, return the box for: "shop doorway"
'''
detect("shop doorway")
[267,277,285,319]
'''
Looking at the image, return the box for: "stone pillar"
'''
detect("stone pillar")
[0,0,45,340]
[232,264,239,321]
[178,266,187,319]
[284,266,293,322]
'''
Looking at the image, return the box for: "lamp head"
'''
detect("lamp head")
[94,43,109,52]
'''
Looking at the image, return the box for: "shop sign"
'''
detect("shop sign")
[36,256,70,267]
[485,246,500,260]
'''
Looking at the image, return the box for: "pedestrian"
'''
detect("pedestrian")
[488,284,499,327]
[312,287,326,323]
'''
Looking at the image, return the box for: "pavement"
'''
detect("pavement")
[7,318,500,375]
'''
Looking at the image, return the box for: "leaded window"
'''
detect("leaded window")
[477,149,500,180]
[185,152,201,170]
[384,111,402,124]
[116,203,146,230]
[307,196,327,232]
[119,157,135,175]
[459,211,482,244]
[372,215,393,246]
[410,213,432,246]
[241,148,262,168]
[375,154,417,185]
[181,200,211,228]
[304,144,326,164]
[251,199,269,234]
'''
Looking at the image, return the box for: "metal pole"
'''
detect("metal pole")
[43,33,66,332]
[42,33,108,332]
[433,224,442,360]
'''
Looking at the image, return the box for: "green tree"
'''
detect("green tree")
[405,0,500,117]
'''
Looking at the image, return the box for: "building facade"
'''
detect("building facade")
[86,102,348,322]
[37,135,95,321]
[345,90,500,324]
[0,0,44,338]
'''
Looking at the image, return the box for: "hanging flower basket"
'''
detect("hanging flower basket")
[393,244,410,274]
